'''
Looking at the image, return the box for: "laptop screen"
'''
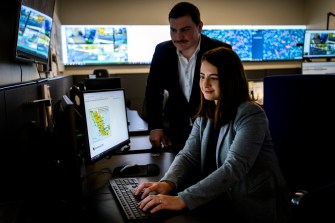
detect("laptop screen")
[81,88,130,163]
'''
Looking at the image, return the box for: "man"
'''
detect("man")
[145,2,231,153]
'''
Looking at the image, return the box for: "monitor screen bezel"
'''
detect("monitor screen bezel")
[303,29,335,59]
[80,88,130,164]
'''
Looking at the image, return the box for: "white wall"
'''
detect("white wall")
[57,0,306,25]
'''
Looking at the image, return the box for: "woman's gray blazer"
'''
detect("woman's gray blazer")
[160,101,291,223]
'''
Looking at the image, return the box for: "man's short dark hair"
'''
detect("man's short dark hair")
[168,2,201,25]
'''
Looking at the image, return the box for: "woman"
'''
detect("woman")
[135,46,291,223]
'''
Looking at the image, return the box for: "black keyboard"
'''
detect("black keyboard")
[109,178,166,221]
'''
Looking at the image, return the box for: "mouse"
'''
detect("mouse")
[117,163,160,176]
[120,164,139,174]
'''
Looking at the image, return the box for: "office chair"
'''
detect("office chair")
[93,69,109,78]
[263,74,335,222]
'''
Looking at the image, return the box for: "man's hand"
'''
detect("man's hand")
[149,129,170,148]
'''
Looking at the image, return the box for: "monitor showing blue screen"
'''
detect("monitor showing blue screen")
[203,25,305,61]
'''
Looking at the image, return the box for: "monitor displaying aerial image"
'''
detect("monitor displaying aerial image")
[61,25,306,66]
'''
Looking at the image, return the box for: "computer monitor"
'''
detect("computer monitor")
[61,25,170,66]
[302,61,335,74]
[80,88,130,163]
[14,0,55,65]
[303,30,335,59]
[84,77,121,91]
[202,25,305,61]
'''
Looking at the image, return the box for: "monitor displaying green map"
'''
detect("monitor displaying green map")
[81,88,130,163]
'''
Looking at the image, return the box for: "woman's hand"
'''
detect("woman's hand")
[134,181,185,213]
[138,194,186,213]
[134,181,172,199]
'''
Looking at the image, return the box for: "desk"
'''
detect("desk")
[124,108,152,154]
[84,152,218,223]
[84,152,174,223]
[129,135,152,153]
[127,108,148,136]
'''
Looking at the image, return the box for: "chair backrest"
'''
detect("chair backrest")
[263,74,335,195]
[93,69,109,78]
[84,77,121,91]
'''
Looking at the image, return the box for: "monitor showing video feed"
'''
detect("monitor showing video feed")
[81,89,130,163]
[61,25,170,66]
[14,0,55,64]
[303,30,335,59]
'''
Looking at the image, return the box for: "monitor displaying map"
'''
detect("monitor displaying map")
[81,88,130,163]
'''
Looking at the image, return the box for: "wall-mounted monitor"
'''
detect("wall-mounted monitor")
[14,0,56,65]
[61,25,305,66]
[80,89,130,163]
[303,30,335,59]
[61,25,170,66]
[203,25,305,62]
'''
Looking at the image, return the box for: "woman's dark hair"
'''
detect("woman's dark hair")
[195,46,251,128]
[168,2,201,25]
